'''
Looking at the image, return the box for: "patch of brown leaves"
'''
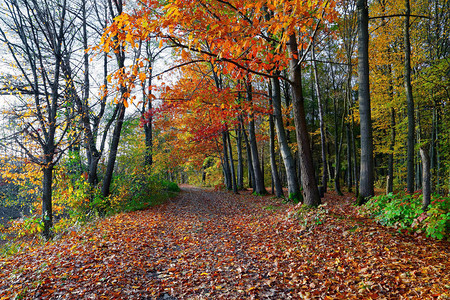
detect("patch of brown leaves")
[0,187,448,299]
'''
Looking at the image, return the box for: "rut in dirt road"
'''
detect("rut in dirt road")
[0,186,448,299]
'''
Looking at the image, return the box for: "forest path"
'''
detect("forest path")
[0,186,449,299]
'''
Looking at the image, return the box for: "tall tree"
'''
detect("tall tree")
[312,41,328,195]
[288,33,321,206]
[268,81,283,198]
[0,0,73,239]
[101,0,131,198]
[404,0,415,193]
[246,80,267,195]
[271,74,300,201]
[357,0,374,202]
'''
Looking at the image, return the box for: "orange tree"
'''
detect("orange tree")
[99,0,339,206]
[152,61,265,185]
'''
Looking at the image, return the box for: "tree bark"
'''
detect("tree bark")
[405,0,415,193]
[236,123,244,190]
[351,113,359,196]
[346,124,352,192]
[420,147,431,211]
[142,41,155,167]
[102,0,127,199]
[222,131,232,190]
[143,99,153,166]
[42,163,54,240]
[271,75,300,200]
[246,82,267,195]
[102,102,126,198]
[387,108,396,194]
[288,33,321,206]
[333,96,344,196]
[226,129,238,193]
[312,43,328,195]
[268,82,283,198]
[357,0,374,202]
[241,119,255,190]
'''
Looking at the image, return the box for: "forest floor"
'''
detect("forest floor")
[0,186,449,299]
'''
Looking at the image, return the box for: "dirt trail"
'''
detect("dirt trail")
[0,186,448,299]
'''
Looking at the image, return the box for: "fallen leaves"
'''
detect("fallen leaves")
[0,187,449,299]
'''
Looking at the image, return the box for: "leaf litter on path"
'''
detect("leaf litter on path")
[0,186,448,299]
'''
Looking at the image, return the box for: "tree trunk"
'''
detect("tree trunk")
[102,0,127,199]
[420,147,431,211]
[222,131,232,190]
[271,75,300,200]
[288,33,321,206]
[102,102,126,198]
[434,106,441,193]
[351,113,359,197]
[416,109,422,190]
[42,163,54,240]
[261,144,265,185]
[430,105,436,188]
[346,124,353,192]
[143,72,153,167]
[345,51,354,193]
[144,106,153,166]
[202,166,206,183]
[269,82,283,198]
[242,120,255,190]
[333,97,344,196]
[282,71,293,145]
[226,130,238,194]
[387,108,396,194]
[143,43,154,167]
[89,51,110,185]
[312,44,328,195]
[236,123,244,190]
[405,0,415,193]
[246,82,267,195]
[357,0,374,203]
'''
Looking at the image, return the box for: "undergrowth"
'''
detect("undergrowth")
[359,191,450,240]
[288,203,329,231]
[0,165,180,256]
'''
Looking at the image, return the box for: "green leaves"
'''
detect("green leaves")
[360,192,450,240]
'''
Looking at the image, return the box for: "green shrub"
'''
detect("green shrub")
[161,180,181,192]
[109,172,180,213]
[361,192,450,240]
[415,195,450,240]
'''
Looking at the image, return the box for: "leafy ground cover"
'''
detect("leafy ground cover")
[0,186,449,299]
[359,192,449,240]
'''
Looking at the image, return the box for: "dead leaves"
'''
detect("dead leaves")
[0,188,449,299]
